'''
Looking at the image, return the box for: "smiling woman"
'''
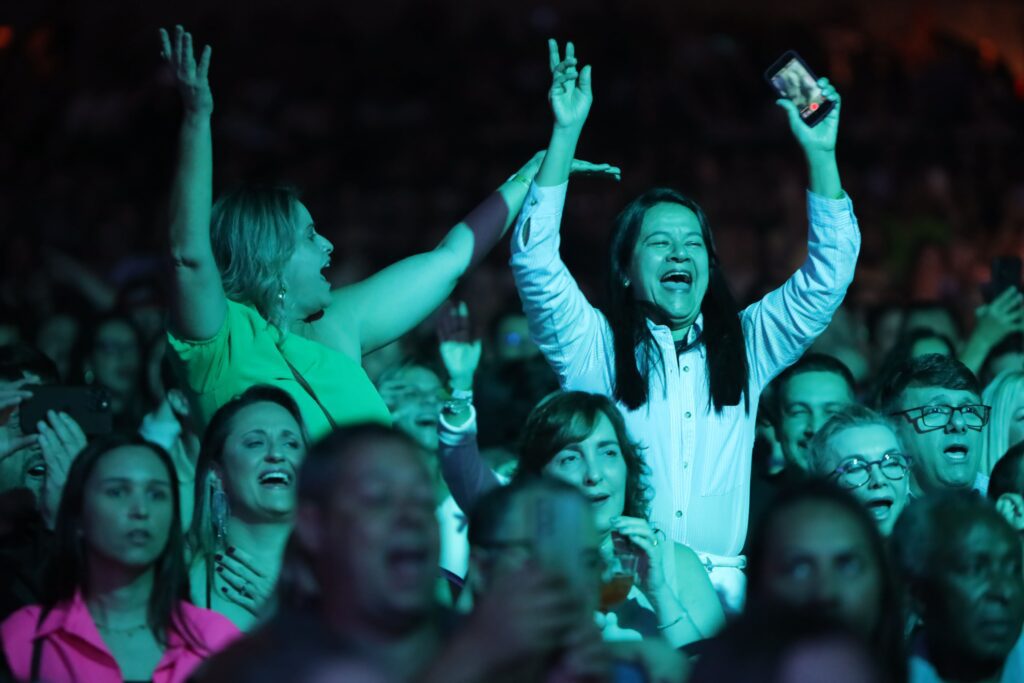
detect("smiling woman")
[511,39,860,610]
[158,26,617,441]
[186,385,309,631]
[438,390,726,647]
[0,436,239,683]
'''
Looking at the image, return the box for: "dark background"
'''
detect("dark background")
[2,0,1023,337]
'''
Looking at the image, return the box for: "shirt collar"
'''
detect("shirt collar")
[35,589,107,651]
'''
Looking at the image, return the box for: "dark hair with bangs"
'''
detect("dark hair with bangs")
[606,188,749,413]
[43,435,201,650]
[515,391,650,520]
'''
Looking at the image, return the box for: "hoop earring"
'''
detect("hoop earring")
[211,478,230,550]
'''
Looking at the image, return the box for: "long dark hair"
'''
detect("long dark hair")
[606,188,749,413]
[43,435,196,649]
[745,481,907,683]
[515,391,650,520]
[188,385,308,562]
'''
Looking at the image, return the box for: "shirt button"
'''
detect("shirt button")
[683,461,689,469]
[675,510,683,518]
[685,411,692,419]
[683,365,690,372]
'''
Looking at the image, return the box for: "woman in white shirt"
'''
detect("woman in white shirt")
[510,40,860,609]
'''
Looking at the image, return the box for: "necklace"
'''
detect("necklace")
[94,621,149,636]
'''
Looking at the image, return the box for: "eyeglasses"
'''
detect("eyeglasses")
[889,404,991,433]
[830,452,911,489]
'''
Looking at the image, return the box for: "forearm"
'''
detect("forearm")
[536,127,581,188]
[646,584,705,647]
[169,114,214,266]
[960,331,996,375]
[806,150,842,199]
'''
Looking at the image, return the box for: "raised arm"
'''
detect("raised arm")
[510,41,620,391]
[160,26,226,341]
[745,80,861,388]
[325,154,539,356]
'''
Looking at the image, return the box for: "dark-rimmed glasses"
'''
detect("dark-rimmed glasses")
[888,404,990,433]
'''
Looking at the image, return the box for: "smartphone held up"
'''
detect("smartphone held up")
[765,50,834,126]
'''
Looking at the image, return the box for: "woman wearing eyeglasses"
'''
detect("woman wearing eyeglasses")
[808,405,911,536]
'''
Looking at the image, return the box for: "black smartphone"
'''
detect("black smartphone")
[982,256,1023,303]
[765,50,834,126]
[19,385,114,436]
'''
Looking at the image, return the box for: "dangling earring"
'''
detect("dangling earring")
[211,477,230,550]
[623,278,631,288]
[84,366,95,385]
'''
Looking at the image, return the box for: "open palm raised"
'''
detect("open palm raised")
[548,39,592,131]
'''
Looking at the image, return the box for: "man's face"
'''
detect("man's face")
[759,501,883,640]
[316,439,440,626]
[471,487,603,615]
[778,371,855,472]
[925,517,1024,667]
[891,386,983,497]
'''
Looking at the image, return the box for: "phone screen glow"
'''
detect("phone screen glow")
[771,58,827,119]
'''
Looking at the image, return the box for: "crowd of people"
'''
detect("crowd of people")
[1,12,1023,683]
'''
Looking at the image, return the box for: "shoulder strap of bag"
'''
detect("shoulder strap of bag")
[283,357,339,431]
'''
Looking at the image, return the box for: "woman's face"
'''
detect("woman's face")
[282,202,334,319]
[82,445,174,570]
[542,412,628,534]
[823,424,910,536]
[628,202,710,336]
[89,319,140,396]
[759,500,883,640]
[219,401,307,522]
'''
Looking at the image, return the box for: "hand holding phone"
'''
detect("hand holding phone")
[19,386,113,436]
[765,51,834,126]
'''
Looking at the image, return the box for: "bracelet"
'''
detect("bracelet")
[442,396,473,415]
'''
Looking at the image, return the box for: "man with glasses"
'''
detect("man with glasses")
[809,404,912,535]
[878,354,991,498]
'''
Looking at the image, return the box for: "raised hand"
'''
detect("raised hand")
[547,39,592,132]
[976,286,1024,340]
[776,77,841,156]
[438,302,482,392]
[159,25,213,116]
[516,151,621,184]
[37,410,87,527]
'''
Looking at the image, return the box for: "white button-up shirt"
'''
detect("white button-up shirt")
[510,181,860,559]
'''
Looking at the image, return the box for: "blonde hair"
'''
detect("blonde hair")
[210,186,300,328]
[981,370,1024,475]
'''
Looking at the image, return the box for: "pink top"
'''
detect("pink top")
[1,591,240,683]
